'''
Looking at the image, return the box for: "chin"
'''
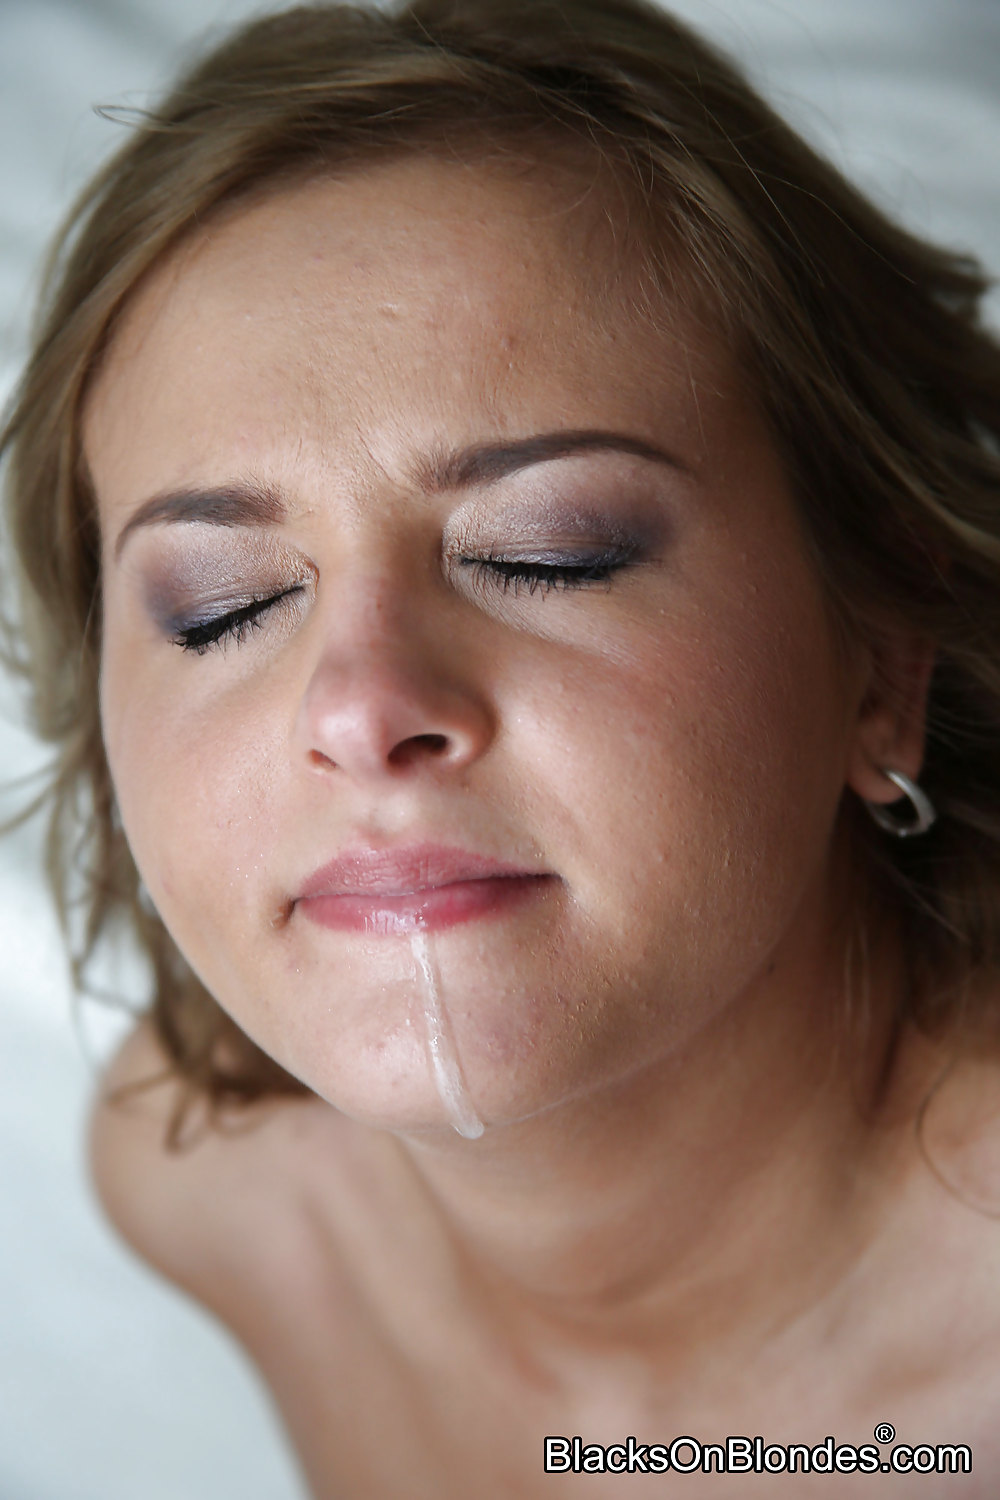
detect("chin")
[271,1014,602,1140]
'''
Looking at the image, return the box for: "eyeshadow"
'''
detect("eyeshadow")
[134,527,312,631]
[448,492,670,558]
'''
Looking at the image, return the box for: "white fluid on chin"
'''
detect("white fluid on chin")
[408,927,485,1140]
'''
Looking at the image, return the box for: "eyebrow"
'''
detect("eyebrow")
[416,429,686,491]
[112,429,685,561]
[113,478,286,561]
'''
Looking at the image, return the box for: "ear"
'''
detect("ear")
[845,628,936,807]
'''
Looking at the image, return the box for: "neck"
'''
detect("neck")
[391,893,927,1374]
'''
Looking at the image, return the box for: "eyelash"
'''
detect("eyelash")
[172,586,304,654]
[171,551,634,654]
[460,549,634,596]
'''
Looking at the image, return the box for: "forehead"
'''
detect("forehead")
[84,152,734,522]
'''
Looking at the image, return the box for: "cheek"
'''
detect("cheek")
[526,570,850,968]
[100,636,287,982]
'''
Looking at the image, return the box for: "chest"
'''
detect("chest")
[239,1263,998,1500]
[213,1108,1000,1499]
[251,1294,547,1498]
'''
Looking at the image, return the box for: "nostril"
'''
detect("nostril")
[306,733,453,774]
[388,733,449,767]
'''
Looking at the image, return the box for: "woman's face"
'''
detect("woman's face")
[88,155,875,1133]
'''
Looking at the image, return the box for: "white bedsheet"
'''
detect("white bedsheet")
[1,2,997,1496]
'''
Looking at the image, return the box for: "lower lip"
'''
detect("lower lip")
[297,874,554,934]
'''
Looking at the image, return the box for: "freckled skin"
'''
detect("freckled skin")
[88,155,901,1134]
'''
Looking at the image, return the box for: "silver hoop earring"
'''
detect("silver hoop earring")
[863,768,937,838]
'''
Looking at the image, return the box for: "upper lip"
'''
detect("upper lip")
[297,843,547,899]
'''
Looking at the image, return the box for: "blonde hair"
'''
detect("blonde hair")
[3,0,1000,1146]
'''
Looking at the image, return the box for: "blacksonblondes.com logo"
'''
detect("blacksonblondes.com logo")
[543,1433,972,1477]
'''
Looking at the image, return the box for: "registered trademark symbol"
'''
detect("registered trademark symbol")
[874,1422,895,1444]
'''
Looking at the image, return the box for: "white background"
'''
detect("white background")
[1,2,998,1497]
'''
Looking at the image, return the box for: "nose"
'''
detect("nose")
[296,582,495,782]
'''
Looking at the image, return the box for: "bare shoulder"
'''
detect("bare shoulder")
[871,1035,1000,1366]
[87,1015,345,1333]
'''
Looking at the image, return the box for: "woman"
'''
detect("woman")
[3,0,1000,1491]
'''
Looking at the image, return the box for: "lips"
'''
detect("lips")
[295,842,555,933]
[298,843,544,898]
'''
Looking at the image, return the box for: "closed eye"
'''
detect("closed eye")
[170,546,635,654]
[460,548,636,596]
[171,585,304,654]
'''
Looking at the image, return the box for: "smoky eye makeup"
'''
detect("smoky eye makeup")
[122,464,672,657]
[166,585,307,654]
[444,489,668,597]
[133,528,314,650]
